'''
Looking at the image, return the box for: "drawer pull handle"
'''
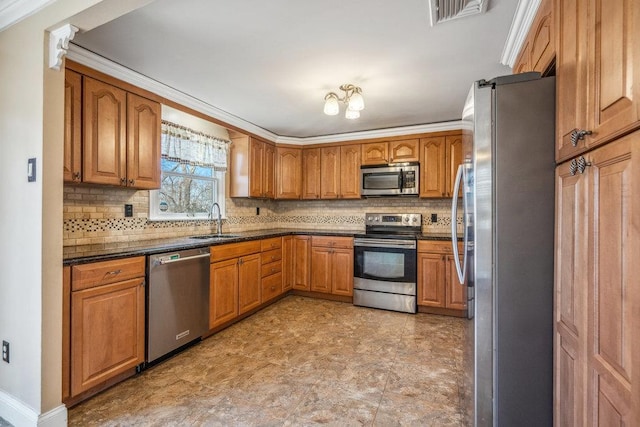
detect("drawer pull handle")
[105,269,122,276]
[271,256,276,261]
[271,268,277,273]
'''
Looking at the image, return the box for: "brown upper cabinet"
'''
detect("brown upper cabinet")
[275,147,302,199]
[361,139,419,165]
[513,0,554,75]
[319,144,360,199]
[229,134,275,198]
[302,148,321,199]
[420,134,462,198]
[65,74,161,189]
[556,0,640,162]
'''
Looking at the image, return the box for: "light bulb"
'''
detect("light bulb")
[345,107,360,119]
[348,89,364,111]
[323,94,339,115]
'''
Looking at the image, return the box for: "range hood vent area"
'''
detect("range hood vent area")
[428,0,489,26]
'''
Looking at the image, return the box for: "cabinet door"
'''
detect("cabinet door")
[210,258,238,328]
[361,142,388,165]
[71,278,144,395]
[445,135,463,197]
[62,266,71,401]
[331,248,353,296]
[64,70,82,183]
[83,77,127,186]
[586,136,637,426]
[389,139,419,163]
[339,144,361,199]
[513,40,531,73]
[445,255,466,310]
[238,254,261,315]
[126,93,160,189]
[420,137,446,198]
[275,147,302,199]
[554,160,589,427]
[587,0,640,148]
[302,148,321,199]
[529,0,554,74]
[282,236,293,291]
[320,146,340,199]
[263,142,276,198]
[249,138,264,198]
[293,236,311,291]
[310,247,332,293]
[417,252,446,307]
[556,0,589,162]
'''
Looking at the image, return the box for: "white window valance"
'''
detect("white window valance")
[161,120,231,171]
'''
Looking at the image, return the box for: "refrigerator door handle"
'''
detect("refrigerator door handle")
[451,164,467,284]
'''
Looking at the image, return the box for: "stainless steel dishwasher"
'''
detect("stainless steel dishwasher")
[147,247,210,363]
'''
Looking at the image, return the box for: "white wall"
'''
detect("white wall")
[0,1,153,425]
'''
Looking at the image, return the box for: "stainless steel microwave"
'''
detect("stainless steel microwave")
[360,162,419,196]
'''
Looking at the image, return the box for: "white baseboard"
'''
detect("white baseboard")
[0,390,67,427]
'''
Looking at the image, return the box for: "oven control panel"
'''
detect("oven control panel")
[365,213,422,227]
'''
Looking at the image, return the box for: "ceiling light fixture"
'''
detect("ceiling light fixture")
[323,84,365,119]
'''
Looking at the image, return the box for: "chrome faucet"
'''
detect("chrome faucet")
[209,202,222,235]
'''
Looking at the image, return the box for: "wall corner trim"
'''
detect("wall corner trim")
[500,0,542,68]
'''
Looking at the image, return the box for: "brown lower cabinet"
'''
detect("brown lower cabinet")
[64,257,146,401]
[554,134,640,425]
[209,240,261,328]
[292,236,311,290]
[417,240,466,313]
[310,236,354,296]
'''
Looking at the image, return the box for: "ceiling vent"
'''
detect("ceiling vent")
[428,0,489,25]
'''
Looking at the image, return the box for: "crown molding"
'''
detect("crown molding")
[67,43,279,141]
[500,0,541,68]
[67,43,462,144]
[275,121,464,145]
[0,0,56,31]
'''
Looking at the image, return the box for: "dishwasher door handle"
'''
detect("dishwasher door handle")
[155,252,210,266]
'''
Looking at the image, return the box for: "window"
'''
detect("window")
[149,121,230,221]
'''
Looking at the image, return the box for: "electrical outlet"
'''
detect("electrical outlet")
[2,341,9,363]
[431,213,438,223]
[124,204,133,217]
[256,207,260,215]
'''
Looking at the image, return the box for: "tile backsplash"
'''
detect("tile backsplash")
[63,185,462,249]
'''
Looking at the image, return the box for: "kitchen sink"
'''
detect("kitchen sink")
[189,234,241,240]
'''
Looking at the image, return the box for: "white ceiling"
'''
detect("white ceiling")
[71,0,518,139]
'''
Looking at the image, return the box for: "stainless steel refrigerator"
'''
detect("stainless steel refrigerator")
[452,73,555,426]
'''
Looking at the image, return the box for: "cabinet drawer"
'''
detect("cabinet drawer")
[71,256,145,291]
[418,240,461,254]
[210,241,261,263]
[260,237,282,251]
[261,260,282,277]
[262,272,282,302]
[261,248,282,264]
[311,236,353,249]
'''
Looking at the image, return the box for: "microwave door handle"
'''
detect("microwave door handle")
[399,169,404,193]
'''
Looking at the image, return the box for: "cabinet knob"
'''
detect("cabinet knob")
[238,258,243,266]
[129,179,135,185]
[271,268,277,273]
[576,156,591,174]
[73,172,81,180]
[570,129,592,147]
[120,178,126,185]
[271,256,276,261]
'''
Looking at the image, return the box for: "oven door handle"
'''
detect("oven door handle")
[354,238,416,249]
[451,164,467,284]
[399,169,404,193]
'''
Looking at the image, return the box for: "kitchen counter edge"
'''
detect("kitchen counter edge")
[64,229,459,265]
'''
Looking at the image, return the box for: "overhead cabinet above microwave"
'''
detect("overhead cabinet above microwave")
[64,68,161,189]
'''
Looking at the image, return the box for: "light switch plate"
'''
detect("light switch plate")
[27,158,36,182]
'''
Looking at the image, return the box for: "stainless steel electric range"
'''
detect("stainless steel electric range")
[353,213,421,314]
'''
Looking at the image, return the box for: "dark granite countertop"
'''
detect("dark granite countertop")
[63,228,458,265]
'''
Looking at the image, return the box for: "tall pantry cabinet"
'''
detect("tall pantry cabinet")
[552,0,640,424]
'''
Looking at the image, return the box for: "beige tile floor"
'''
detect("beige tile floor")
[69,296,470,426]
